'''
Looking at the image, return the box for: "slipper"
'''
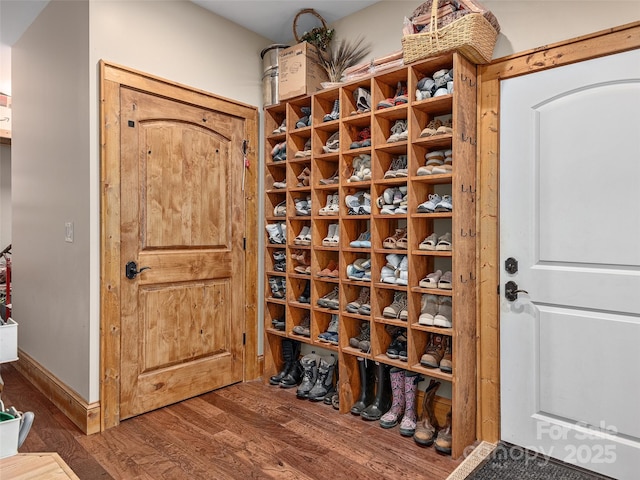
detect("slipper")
[435,232,452,251]
[438,270,453,289]
[419,233,437,251]
[419,269,442,288]
[419,119,443,137]
[432,164,453,174]
[383,228,406,249]
[396,232,408,250]
[425,150,446,165]
[417,165,438,176]
[294,265,310,274]
[435,119,453,135]
[318,260,338,277]
[294,226,311,246]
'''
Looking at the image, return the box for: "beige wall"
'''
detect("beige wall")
[12,0,91,397]
[0,145,10,248]
[331,1,640,63]
[9,0,639,404]
[12,0,270,402]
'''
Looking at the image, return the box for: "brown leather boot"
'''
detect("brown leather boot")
[420,333,445,368]
[439,336,452,373]
[413,379,441,446]
[434,408,452,455]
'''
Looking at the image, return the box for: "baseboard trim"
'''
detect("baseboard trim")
[14,349,100,435]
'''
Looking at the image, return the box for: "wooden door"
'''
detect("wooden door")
[500,49,640,479]
[119,86,246,419]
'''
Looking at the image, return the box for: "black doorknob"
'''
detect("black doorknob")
[125,261,151,279]
[505,280,528,302]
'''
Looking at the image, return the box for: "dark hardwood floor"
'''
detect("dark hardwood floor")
[1,364,460,479]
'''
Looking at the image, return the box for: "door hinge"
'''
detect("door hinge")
[497,284,500,295]
[243,237,246,250]
[243,333,246,345]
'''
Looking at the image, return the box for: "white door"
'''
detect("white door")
[500,48,640,480]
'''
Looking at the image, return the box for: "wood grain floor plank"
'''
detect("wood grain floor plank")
[1,364,461,479]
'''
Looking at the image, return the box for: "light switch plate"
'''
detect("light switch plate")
[65,222,74,243]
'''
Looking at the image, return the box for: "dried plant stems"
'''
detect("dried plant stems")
[312,37,372,83]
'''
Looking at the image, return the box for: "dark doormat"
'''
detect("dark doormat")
[466,442,615,480]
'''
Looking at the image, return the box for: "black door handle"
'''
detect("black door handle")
[505,280,528,302]
[125,261,151,279]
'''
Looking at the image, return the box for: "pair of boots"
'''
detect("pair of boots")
[412,379,453,455]
[379,368,420,436]
[297,353,337,402]
[269,338,301,388]
[351,359,392,421]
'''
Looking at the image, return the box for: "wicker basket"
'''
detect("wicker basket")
[402,1,498,65]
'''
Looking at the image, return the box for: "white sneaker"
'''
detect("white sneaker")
[417,194,442,213]
[434,195,453,212]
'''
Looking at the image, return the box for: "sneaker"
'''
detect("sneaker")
[350,230,371,248]
[323,131,340,153]
[317,286,340,310]
[434,195,453,212]
[318,314,339,342]
[346,287,370,313]
[387,119,408,143]
[349,321,370,348]
[393,81,408,105]
[323,99,340,122]
[292,315,311,337]
[383,291,408,319]
[418,294,439,325]
[417,194,442,213]
[434,296,453,328]
[353,87,371,113]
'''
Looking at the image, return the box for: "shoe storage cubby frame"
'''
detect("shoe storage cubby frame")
[263,52,477,458]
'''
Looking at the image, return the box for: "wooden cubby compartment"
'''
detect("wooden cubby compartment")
[263,52,477,458]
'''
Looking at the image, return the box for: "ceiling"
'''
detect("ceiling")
[193,1,381,43]
[0,0,381,47]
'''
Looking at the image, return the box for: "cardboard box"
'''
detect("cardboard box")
[278,43,328,101]
[0,318,18,363]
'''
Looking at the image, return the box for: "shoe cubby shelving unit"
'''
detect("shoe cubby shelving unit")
[263,52,477,458]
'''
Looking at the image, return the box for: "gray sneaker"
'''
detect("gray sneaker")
[291,315,310,337]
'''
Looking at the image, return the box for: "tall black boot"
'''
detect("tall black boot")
[361,362,392,421]
[278,340,303,388]
[270,338,294,385]
[350,357,376,415]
